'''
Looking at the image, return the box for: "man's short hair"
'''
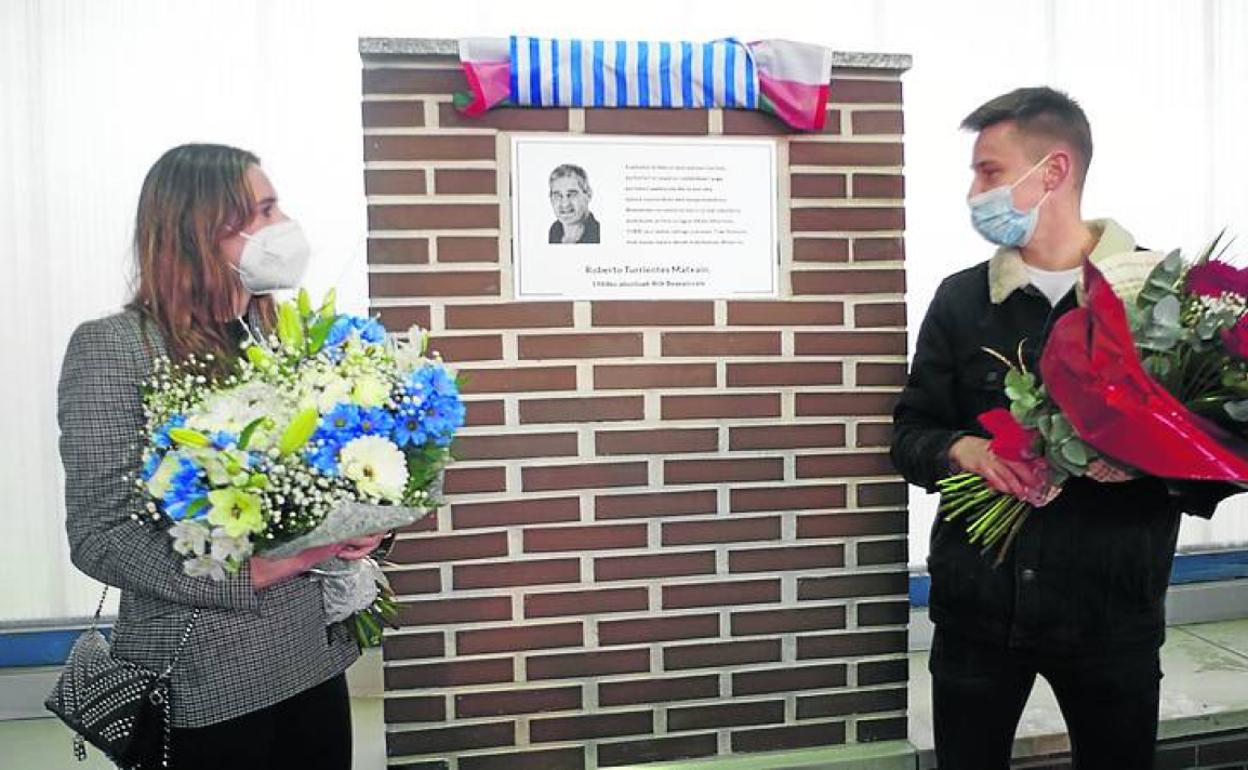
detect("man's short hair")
[549,164,591,194]
[961,86,1093,188]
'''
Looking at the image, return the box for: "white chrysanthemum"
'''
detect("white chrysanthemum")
[307,373,353,414]
[350,374,391,408]
[339,435,408,501]
[187,381,283,437]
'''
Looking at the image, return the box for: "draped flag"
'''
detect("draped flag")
[456,37,834,132]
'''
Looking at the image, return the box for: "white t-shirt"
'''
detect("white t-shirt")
[1024,263,1081,307]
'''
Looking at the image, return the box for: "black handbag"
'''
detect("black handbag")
[44,588,199,769]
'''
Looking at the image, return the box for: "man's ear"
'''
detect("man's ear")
[1044,150,1073,191]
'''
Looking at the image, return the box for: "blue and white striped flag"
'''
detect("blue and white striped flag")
[507,37,758,111]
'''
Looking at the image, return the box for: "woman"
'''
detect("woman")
[58,143,381,769]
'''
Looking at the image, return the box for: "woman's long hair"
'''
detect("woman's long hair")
[128,143,275,372]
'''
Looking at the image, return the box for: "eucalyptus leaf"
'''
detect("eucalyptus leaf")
[1145,356,1172,379]
[1048,414,1073,442]
[1224,400,1248,422]
[1010,402,1034,424]
[1152,295,1181,328]
[1060,439,1089,466]
[1197,314,1221,341]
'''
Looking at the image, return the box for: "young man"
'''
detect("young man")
[892,87,1232,769]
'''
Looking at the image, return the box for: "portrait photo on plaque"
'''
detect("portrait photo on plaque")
[511,135,778,300]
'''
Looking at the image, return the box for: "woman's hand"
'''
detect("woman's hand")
[337,533,387,561]
[250,542,343,590]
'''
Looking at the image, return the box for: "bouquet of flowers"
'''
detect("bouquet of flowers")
[137,290,465,646]
[939,237,1248,563]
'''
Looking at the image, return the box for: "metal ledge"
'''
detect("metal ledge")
[358,37,913,72]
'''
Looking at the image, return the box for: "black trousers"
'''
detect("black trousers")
[930,628,1162,770]
[162,673,351,770]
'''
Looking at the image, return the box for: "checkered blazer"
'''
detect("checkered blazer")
[58,309,358,728]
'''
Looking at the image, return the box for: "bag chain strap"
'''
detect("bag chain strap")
[88,586,201,769]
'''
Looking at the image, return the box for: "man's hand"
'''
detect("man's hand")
[949,436,1046,501]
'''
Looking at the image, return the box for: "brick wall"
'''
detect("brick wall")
[361,39,910,769]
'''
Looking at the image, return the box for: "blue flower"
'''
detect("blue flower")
[307,440,340,476]
[152,415,186,449]
[392,409,426,448]
[141,452,162,481]
[357,317,386,344]
[357,407,394,436]
[325,315,388,349]
[162,456,207,521]
[325,316,356,348]
[430,367,458,396]
[210,431,237,450]
[323,404,362,439]
[393,365,465,449]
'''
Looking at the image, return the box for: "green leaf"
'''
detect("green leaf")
[278,408,320,455]
[168,427,211,448]
[297,288,313,318]
[1048,414,1073,442]
[237,417,268,451]
[1152,295,1181,328]
[1003,369,1036,393]
[276,302,305,353]
[1225,400,1248,422]
[1060,439,1089,466]
[1196,314,1221,341]
[319,289,337,319]
[245,345,271,368]
[308,315,336,355]
[185,497,209,519]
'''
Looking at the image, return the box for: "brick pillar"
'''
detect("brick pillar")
[361,37,911,769]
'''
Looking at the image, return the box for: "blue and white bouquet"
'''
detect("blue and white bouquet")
[138,290,464,646]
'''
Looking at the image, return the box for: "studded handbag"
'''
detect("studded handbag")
[44,588,198,769]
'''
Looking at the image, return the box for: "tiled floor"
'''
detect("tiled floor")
[908,619,1248,767]
[5,620,1248,770]
[0,697,383,770]
[0,651,386,770]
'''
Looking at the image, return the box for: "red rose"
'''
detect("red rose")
[1186,260,1248,298]
[1223,316,1248,361]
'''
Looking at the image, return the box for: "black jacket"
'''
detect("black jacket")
[892,258,1232,654]
[549,212,601,244]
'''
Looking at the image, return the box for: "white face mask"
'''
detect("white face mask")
[235,220,310,294]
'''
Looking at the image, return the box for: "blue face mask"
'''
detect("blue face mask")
[967,154,1052,247]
